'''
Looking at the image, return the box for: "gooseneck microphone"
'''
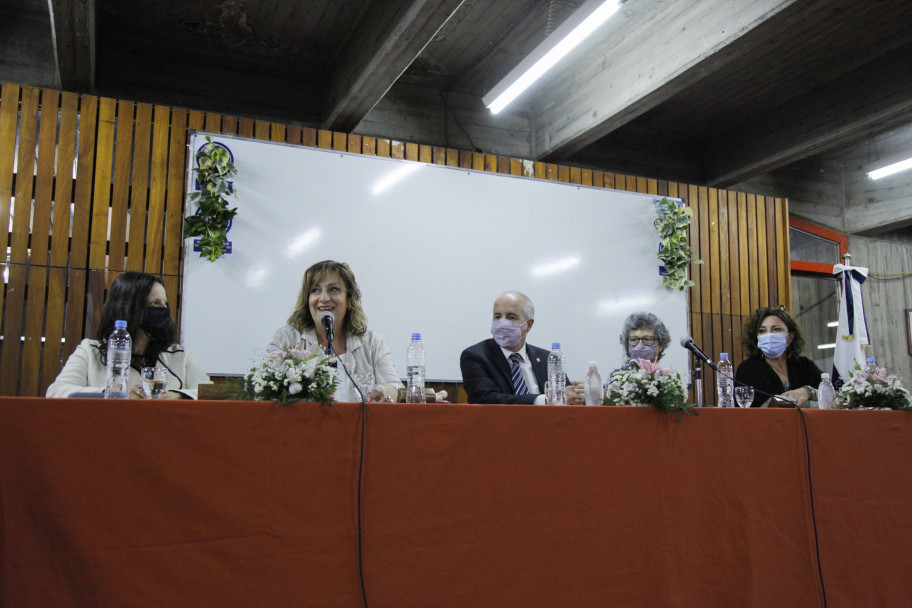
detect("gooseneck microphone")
[319,311,335,355]
[680,336,718,371]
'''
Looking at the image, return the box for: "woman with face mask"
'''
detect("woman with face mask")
[734,305,823,407]
[608,312,671,378]
[46,272,210,399]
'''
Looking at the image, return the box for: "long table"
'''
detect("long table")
[1,398,909,607]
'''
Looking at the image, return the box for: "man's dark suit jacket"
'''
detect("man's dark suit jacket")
[460,338,550,404]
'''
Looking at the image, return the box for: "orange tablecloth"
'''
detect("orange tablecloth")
[1,399,909,607]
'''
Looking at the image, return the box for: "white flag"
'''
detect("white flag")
[832,263,870,386]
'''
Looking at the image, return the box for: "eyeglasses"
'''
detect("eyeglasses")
[628,336,658,345]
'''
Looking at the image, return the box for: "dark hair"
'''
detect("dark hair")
[741,305,805,359]
[95,272,177,367]
[287,260,367,337]
[619,311,670,361]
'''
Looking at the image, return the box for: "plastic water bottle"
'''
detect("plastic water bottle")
[104,320,132,398]
[817,373,836,410]
[584,361,602,405]
[864,357,876,374]
[716,352,734,407]
[405,333,426,403]
[547,343,566,405]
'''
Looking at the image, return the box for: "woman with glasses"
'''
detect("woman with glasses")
[609,312,671,378]
[734,305,822,407]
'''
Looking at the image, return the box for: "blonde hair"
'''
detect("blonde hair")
[287,260,367,336]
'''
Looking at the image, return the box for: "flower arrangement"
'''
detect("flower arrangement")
[834,364,912,410]
[603,358,694,414]
[241,347,337,405]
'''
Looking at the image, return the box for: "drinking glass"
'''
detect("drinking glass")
[141,367,168,399]
[735,385,754,408]
[351,373,375,400]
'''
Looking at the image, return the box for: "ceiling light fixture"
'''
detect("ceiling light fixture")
[867,156,912,180]
[483,0,623,115]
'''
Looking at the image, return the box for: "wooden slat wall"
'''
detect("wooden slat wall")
[0,81,790,401]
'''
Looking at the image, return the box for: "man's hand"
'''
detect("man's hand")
[565,381,585,405]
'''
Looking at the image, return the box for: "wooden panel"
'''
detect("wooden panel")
[145,105,170,275]
[707,186,721,315]
[737,192,750,316]
[88,97,116,269]
[108,100,134,272]
[270,122,285,143]
[348,134,361,154]
[61,268,87,361]
[70,94,98,269]
[0,265,26,394]
[775,198,791,308]
[765,197,780,305]
[10,86,39,265]
[31,88,58,268]
[716,188,732,318]
[41,267,68,395]
[20,266,48,396]
[722,190,738,318]
[164,109,188,277]
[756,194,770,307]
[746,194,761,313]
[50,91,79,268]
[127,103,153,272]
[0,83,19,263]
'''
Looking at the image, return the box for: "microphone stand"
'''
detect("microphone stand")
[690,353,704,407]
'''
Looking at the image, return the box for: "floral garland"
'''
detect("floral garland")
[603,359,694,415]
[834,364,912,410]
[241,347,337,405]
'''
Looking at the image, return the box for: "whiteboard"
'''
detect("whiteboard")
[182,132,690,382]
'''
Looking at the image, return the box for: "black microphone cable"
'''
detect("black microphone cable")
[328,339,371,608]
[729,376,827,606]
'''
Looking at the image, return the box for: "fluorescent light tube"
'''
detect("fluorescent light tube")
[868,156,912,180]
[483,0,622,115]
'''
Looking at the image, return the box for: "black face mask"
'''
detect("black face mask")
[141,306,172,341]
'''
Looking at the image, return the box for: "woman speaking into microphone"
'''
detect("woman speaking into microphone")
[268,260,402,402]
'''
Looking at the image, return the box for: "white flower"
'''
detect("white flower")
[288,382,302,395]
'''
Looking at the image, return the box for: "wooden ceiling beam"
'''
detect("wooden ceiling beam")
[703,47,912,187]
[48,0,95,92]
[530,0,799,161]
[322,0,464,132]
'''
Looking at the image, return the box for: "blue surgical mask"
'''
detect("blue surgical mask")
[628,342,659,361]
[757,333,788,358]
[491,318,524,350]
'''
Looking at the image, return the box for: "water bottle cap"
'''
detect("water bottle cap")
[866,357,875,363]
[411,333,421,340]
[821,373,829,379]
[114,320,127,329]
[552,342,560,349]
[720,353,729,359]
[589,361,598,368]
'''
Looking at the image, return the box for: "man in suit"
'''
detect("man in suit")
[460,291,584,404]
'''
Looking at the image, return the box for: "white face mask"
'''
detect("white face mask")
[758,333,788,358]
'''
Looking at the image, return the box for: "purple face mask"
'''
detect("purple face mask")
[628,342,659,361]
[491,318,524,350]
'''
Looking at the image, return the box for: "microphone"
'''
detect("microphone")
[319,311,335,353]
[680,336,718,371]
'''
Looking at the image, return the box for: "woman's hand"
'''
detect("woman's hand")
[129,383,146,399]
[781,386,812,407]
[368,385,396,402]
